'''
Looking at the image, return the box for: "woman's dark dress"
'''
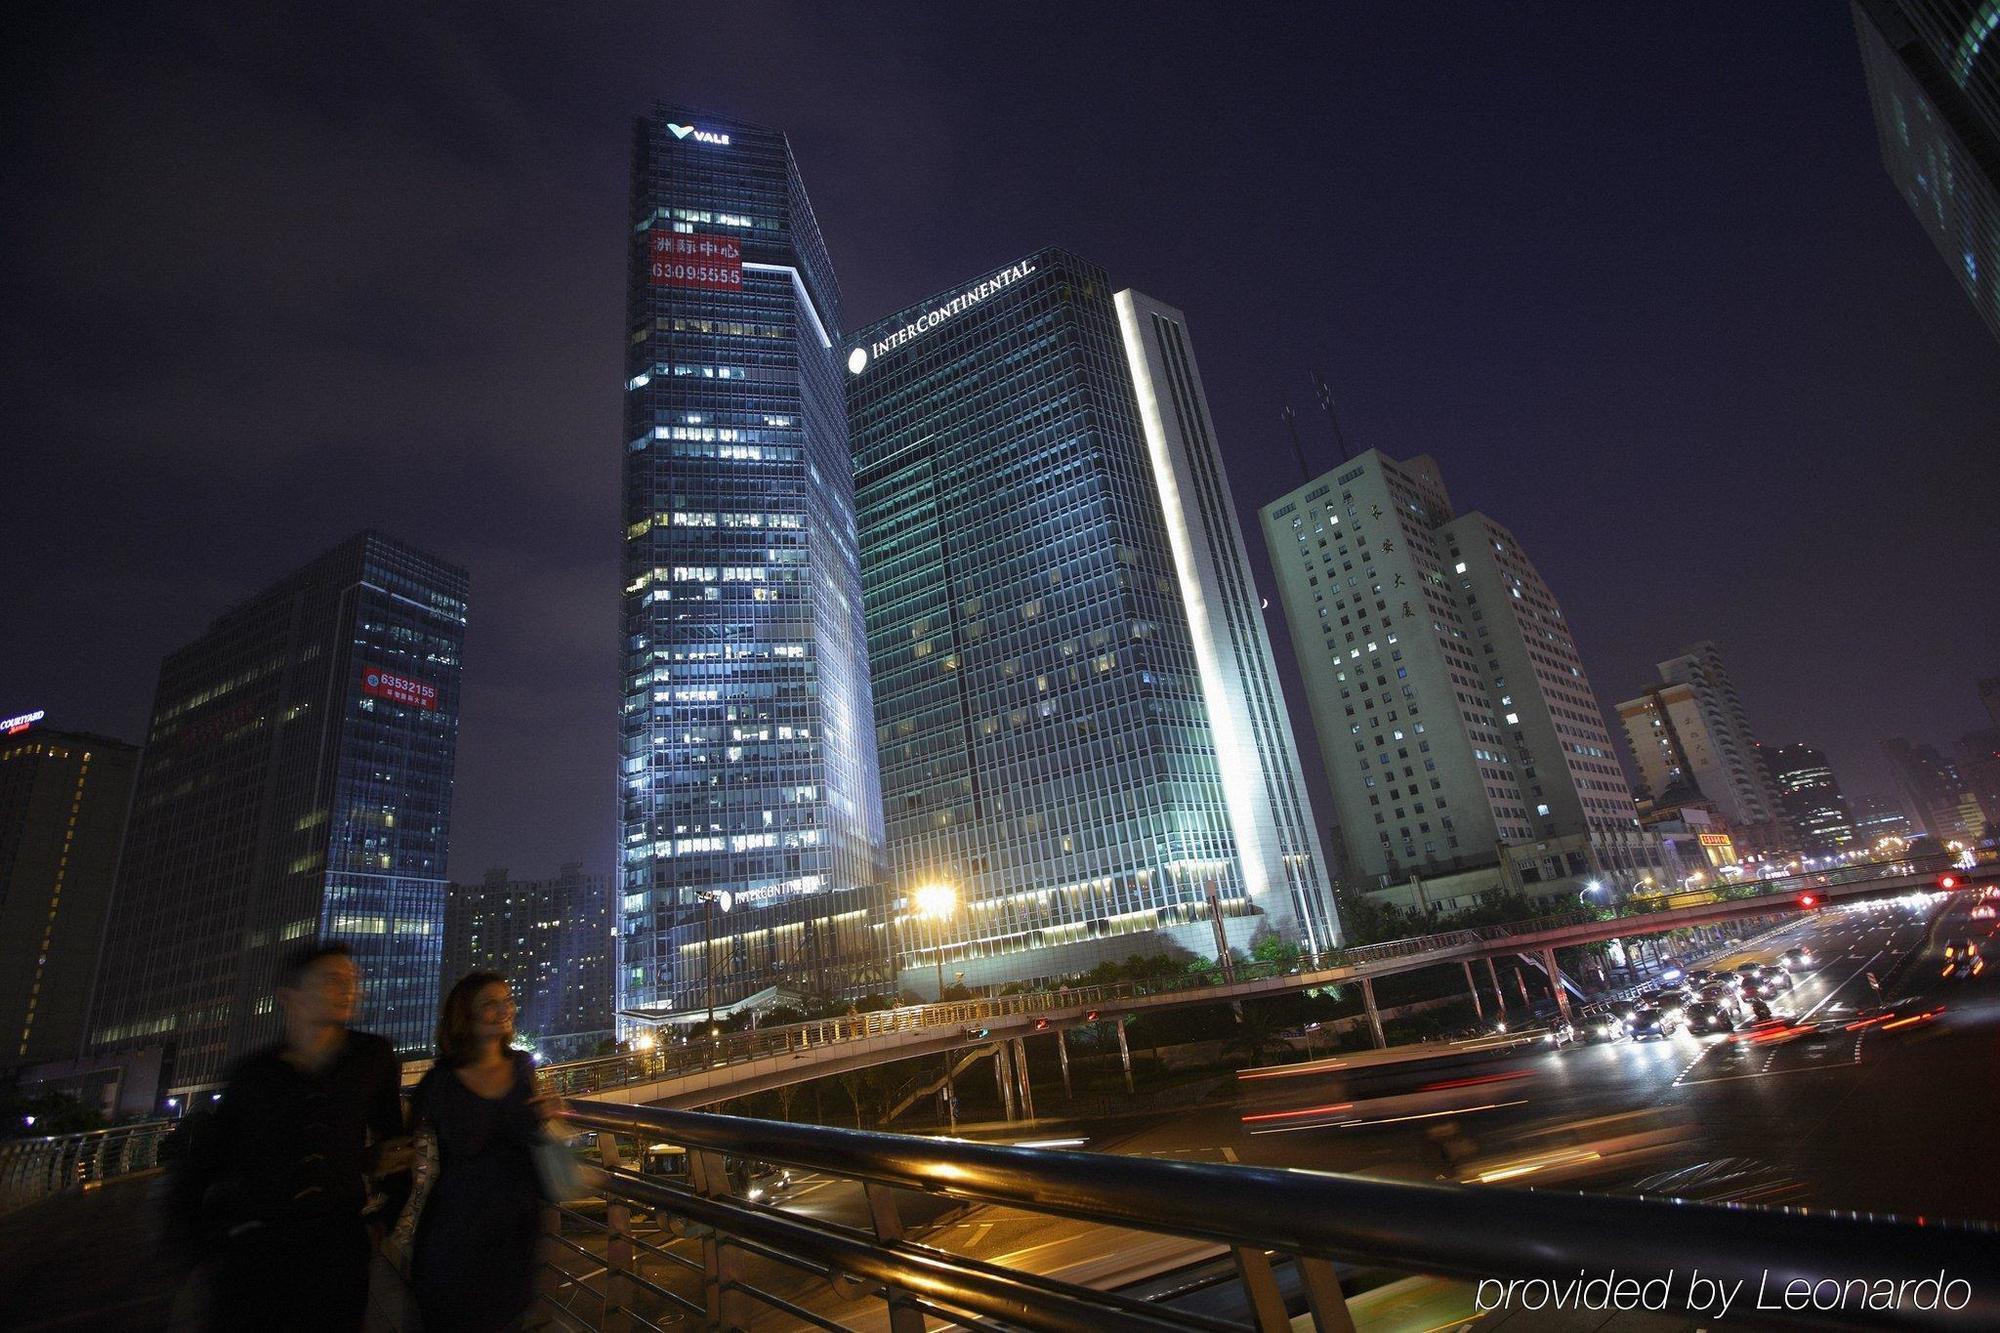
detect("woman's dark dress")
[411,1050,543,1331]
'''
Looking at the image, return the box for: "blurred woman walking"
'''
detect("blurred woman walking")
[409,972,554,1331]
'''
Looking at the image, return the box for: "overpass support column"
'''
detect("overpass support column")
[1486,956,1507,1014]
[1012,1037,1036,1120]
[993,1044,1016,1121]
[1360,976,1386,1049]
[1515,965,1531,1008]
[1056,1027,1073,1101]
[1461,959,1485,1023]
[1541,947,1572,1025]
[1116,1019,1135,1093]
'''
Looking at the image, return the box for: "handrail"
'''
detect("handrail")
[558,1098,2000,1330]
[0,1120,174,1214]
[531,855,1963,1100]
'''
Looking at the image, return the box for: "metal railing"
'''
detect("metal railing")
[537,1098,1999,1331]
[530,855,1962,1101]
[0,1119,174,1214]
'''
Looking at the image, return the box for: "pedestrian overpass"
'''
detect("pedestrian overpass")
[516,855,1989,1112]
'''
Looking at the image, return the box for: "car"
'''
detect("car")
[1741,971,1790,999]
[1579,1011,1628,1042]
[1683,1001,1734,1035]
[1628,1006,1678,1040]
[1685,969,1721,987]
[1695,981,1735,1002]
[1971,904,1996,922]
[1943,938,1984,979]
[1604,999,1640,1027]
[1735,963,1765,982]
[1781,947,1812,970]
[1638,988,1689,1016]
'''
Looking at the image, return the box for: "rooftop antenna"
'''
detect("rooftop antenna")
[1281,405,1310,482]
[1312,369,1353,463]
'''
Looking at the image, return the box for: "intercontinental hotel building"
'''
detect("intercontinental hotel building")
[848,248,1337,993]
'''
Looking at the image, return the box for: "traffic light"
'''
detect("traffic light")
[1940,875,1959,891]
[1083,1009,1100,1022]
[1033,1017,1050,1031]
[965,1025,990,1040]
[1797,893,1818,908]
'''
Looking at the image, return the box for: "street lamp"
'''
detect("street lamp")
[913,882,960,1131]
[695,890,734,1037]
[914,883,957,1000]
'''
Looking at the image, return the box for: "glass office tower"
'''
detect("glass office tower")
[90,532,467,1092]
[849,248,1326,993]
[1854,0,2000,345]
[621,105,885,1019]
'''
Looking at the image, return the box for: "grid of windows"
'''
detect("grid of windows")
[1262,453,1665,894]
[1854,0,2000,346]
[851,249,1254,987]
[89,532,467,1089]
[619,106,884,1016]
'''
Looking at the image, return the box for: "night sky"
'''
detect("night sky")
[7,3,1997,882]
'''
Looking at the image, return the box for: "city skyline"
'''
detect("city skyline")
[5,4,1999,884]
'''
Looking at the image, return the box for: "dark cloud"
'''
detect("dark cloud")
[4,2,1995,880]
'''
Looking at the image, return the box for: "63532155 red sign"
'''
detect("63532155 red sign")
[361,666,438,710]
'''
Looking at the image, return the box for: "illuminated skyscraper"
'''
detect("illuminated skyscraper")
[847,249,1335,992]
[619,105,885,1019]
[1765,743,1857,855]
[89,532,467,1092]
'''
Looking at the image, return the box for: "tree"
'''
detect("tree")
[1,1089,103,1138]
[1220,1004,1294,1068]
[1250,932,1301,972]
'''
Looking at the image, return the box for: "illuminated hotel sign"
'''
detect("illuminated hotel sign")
[1698,833,1732,847]
[847,257,1037,374]
[667,122,730,146]
[2,709,45,735]
[361,666,439,711]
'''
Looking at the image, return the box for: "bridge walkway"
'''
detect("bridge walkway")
[0,1172,418,1332]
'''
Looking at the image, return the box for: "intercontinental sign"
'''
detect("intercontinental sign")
[847,257,1037,374]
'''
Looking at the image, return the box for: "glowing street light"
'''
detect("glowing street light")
[913,881,962,1129]
[914,883,958,1000]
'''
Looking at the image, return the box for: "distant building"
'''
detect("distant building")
[89,532,468,1094]
[1852,0,2000,347]
[1764,743,1858,856]
[1980,675,2000,731]
[1880,736,1986,843]
[1850,793,1916,846]
[848,249,1336,990]
[1260,450,1666,912]
[443,865,614,1063]
[0,719,138,1068]
[1956,727,2000,828]
[1661,645,1785,838]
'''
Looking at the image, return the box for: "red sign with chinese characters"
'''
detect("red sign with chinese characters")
[361,666,439,711]
[648,230,743,290]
